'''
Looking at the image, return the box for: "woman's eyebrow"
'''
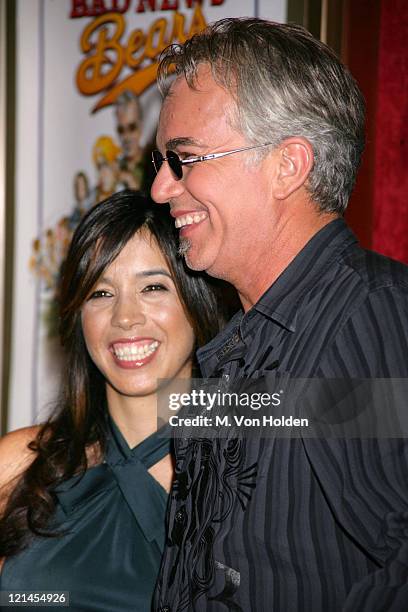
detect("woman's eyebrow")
[95,275,114,285]
[138,269,173,279]
[97,270,173,283]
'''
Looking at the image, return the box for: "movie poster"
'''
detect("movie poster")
[8,0,287,430]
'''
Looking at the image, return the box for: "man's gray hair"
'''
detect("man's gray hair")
[157,18,365,214]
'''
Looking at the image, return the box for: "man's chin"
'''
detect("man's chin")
[179,238,207,272]
[186,249,229,281]
[178,237,191,258]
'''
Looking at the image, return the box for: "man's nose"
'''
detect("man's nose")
[150,162,186,204]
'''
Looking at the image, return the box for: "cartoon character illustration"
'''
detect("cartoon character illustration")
[30,93,147,336]
[115,91,145,190]
[93,135,122,204]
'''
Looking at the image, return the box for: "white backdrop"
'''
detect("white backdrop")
[9,0,287,430]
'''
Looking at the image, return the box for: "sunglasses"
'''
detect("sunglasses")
[151,142,273,181]
[117,122,139,135]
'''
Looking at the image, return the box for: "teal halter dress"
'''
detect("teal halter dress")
[0,418,171,611]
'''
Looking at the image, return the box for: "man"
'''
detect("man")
[115,90,144,190]
[151,18,408,611]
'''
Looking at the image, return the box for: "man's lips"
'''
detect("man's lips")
[109,338,160,368]
[171,210,208,230]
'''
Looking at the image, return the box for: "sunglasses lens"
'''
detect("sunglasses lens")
[152,150,164,174]
[166,151,183,180]
[118,122,138,135]
[152,150,183,180]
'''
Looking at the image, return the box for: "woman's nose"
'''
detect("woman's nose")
[111,296,146,330]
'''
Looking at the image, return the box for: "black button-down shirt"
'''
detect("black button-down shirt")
[154,219,408,611]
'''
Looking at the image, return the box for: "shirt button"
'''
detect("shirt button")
[160,607,171,612]
[175,510,184,523]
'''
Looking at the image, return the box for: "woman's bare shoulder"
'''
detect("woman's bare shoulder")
[0,426,40,488]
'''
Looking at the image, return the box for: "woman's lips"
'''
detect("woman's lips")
[110,339,160,369]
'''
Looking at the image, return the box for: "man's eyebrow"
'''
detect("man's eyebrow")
[165,137,206,150]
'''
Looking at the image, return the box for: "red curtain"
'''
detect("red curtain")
[344,0,408,263]
[372,0,408,262]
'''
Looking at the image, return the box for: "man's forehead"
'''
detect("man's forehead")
[168,63,213,91]
[166,66,225,105]
[158,72,234,145]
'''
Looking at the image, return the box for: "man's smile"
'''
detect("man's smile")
[174,211,208,229]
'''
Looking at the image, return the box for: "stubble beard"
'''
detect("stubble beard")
[178,236,202,271]
[178,237,191,258]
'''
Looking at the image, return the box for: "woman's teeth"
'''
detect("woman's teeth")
[175,212,207,229]
[112,341,159,362]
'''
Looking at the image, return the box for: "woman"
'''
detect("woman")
[0,191,226,610]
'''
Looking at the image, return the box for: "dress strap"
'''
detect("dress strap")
[106,415,172,469]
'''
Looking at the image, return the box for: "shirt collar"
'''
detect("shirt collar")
[197,218,358,370]
[252,218,357,331]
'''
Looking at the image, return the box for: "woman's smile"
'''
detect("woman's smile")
[110,338,160,368]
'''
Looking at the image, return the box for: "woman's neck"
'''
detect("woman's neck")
[106,389,159,448]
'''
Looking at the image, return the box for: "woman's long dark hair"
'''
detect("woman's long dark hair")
[0,191,227,558]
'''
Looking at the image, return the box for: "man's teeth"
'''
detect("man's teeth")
[175,212,207,229]
[113,341,159,362]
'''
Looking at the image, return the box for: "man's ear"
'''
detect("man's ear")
[271,137,314,200]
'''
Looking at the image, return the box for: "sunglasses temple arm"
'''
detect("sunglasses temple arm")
[182,144,271,166]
